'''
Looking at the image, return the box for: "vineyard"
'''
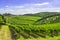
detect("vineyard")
[0,12,60,40]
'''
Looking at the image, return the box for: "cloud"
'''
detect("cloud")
[14,6,24,8]
[5,5,9,8]
[33,2,49,6]
[0,2,60,15]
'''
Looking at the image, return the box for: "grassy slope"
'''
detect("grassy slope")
[19,35,60,40]
[0,25,12,40]
[18,36,60,40]
[18,23,60,40]
[4,13,60,40]
[7,16,40,24]
[7,15,60,40]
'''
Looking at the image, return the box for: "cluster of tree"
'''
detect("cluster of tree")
[0,13,12,16]
[23,12,60,17]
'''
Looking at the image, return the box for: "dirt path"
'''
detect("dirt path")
[0,25,12,40]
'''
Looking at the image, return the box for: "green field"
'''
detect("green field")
[0,12,60,40]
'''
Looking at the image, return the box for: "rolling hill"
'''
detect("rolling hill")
[0,12,60,40]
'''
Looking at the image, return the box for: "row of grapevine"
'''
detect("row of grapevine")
[5,15,60,39]
[36,16,60,24]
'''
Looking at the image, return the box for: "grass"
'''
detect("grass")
[18,36,60,40]
[0,14,60,40]
[7,16,60,40]
[7,16,40,24]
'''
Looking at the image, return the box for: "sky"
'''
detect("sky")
[0,0,60,15]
